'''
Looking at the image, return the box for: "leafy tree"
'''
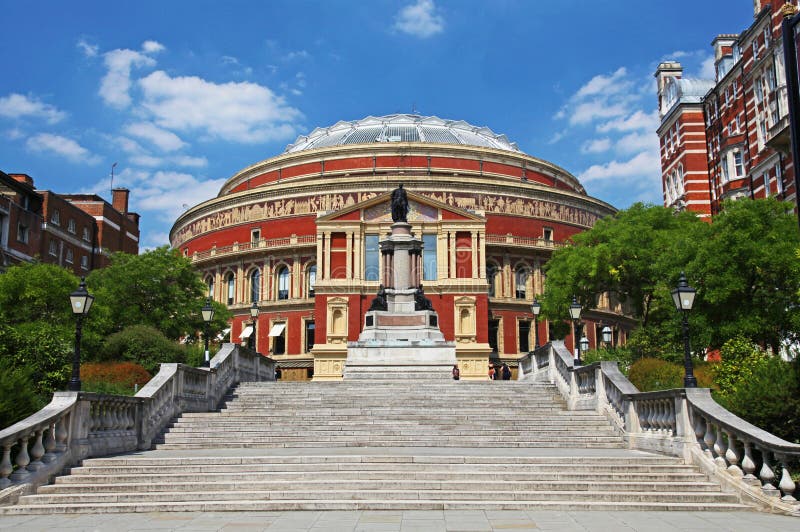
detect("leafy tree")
[541,203,706,351]
[0,262,78,326]
[688,198,800,351]
[99,324,186,373]
[87,246,230,340]
[0,358,45,428]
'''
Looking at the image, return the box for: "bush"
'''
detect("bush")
[81,361,151,393]
[628,358,684,391]
[0,360,45,428]
[713,336,766,397]
[2,321,74,394]
[581,347,636,374]
[715,356,800,443]
[101,325,186,373]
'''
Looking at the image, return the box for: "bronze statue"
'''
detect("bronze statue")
[368,284,388,311]
[414,284,434,311]
[390,184,409,223]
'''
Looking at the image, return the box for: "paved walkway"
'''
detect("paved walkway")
[0,510,797,531]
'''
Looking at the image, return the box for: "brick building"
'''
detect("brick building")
[656,0,798,216]
[0,170,140,274]
[171,114,630,381]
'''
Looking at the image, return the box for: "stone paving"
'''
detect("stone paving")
[0,510,797,531]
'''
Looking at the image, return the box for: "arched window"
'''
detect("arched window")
[226,273,235,305]
[277,266,289,300]
[307,264,316,298]
[487,263,498,298]
[249,269,261,303]
[206,276,215,299]
[515,266,528,299]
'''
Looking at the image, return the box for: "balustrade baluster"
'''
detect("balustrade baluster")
[758,449,780,497]
[658,400,668,432]
[103,402,113,431]
[740,441,758,485]
[702,417,716,460]
[692,414,706,449]
[42,422,57,463]
[26,429,45,471]
[724,432,743,478]
[9,435,31,481]
[713,426,728,468]
[0,444,13,488]
[777,458,797,502]
[55,415,68,452]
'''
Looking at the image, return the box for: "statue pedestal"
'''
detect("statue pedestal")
[344,219,456,380]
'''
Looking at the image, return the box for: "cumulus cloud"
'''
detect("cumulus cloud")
[597,110,659,133]
[76,38,98,58]
[574,68,631,99]
[0,93,66,123]
[581,138,612,154]
[26,133,101,164]
[138,70,302,143]
[579,150,660,184]
[124,121,186,151]
[393,0,444,38]
[99,41,164,108]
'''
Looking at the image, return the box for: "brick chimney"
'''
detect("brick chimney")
[112,188,130,214]
[9,173,34,187]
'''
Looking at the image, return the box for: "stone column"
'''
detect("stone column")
[323,232,331,279]
[316,232,324,280]
[471,231,478,278]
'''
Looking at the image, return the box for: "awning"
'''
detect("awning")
[239,326,253,339]
[268,323,286,337]
[216,328,231,341]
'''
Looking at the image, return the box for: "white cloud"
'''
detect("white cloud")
[569,101,628,126]
[129,153,208,168]
[77,38,98,58]
[581,138,612,154]
[615,131,659,155]
[283,50,310,61]
[99,41,164,108]
[142,40,165,54]
[26,133,101,164]
[597,110,659,133]
[0,93,66,123]
[124,121,186,151]
[574,68,630,99]
[393,0,444,38]
[579,150,660,184]
[699,55,716,80]
[138,70,302,143]
[5,128,25,140]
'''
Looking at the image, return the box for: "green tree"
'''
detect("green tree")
[87,246,230,340]
[0,262,78,326]
[541,203,706,353]
[688,198,800,351]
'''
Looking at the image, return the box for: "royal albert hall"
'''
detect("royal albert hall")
[170,114,623,380]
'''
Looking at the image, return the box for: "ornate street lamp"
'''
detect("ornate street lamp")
[580,335,590,354]
[249,301,259,352]
[531,298,541,349]
[568,295,583,365]
[601,325,613,347]
[201,297,215,367]
[68,277,94,391]
[671,272,698,388]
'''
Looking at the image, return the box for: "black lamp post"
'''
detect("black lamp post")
[601,325,613,347]
[531,298,541,349]
[249,301,259,352]
[68,277,94,392]
[671,272,698,388]
[568,295,583,365]
[201,297,215,367]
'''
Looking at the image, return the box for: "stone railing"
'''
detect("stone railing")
[191,235,316,262]
[0,344,274,505]
[518,341,800,516]
[485,233,566,250]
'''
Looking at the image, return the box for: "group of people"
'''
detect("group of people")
[451,363,512,380]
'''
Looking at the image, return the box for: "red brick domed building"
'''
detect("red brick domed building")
[170,114,621,380]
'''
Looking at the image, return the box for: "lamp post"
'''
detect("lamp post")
[249,301,259,352]
[671,272,697,388]
[568,295,583,365]
[68,277,94,392]
[580,335,589,354]
[531,298,541,349]
[201,297,215,367]
[601,325,612,348]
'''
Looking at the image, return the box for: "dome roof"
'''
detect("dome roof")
[284,114,521,154]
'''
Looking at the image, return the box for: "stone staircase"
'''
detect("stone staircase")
[0,380,751,514]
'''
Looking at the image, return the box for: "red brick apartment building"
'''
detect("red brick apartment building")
[0,170,139,274]
[656,0,798,217]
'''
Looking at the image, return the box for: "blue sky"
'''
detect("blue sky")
[0,0,752,249]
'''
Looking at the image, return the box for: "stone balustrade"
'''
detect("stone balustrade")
[0,344,274,504]
[518,341,800,516]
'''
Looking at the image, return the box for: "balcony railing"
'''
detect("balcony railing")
[192,235,316,262]
[485,233,565,249]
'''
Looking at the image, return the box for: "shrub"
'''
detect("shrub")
[714,355,800,443]
[0,360,45,428]
[713,336,766,397]
[81,361,151,391]
[581,347,636,374]
[101,325,186,373]
[627,358,684,391]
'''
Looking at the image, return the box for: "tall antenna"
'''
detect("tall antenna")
[411,102,418,115]
[110,162,118,194]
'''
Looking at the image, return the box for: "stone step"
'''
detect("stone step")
[154,441,626,449]
[0,499,751,515]
[20,489,739,505]
[46,478,714,492]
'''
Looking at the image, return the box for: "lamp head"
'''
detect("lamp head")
[568,295,582,321]
[69,277,94,316]
[201,297,215,323]
[671,271,696,311]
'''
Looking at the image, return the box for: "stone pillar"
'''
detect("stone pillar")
[323,232,331,279]
[316,232,324,280]
[471,231,478,278]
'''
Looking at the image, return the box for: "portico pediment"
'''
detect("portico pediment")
[317,190,484,224]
